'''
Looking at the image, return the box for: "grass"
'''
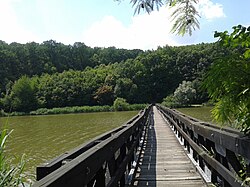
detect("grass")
[176,106,214,123]
[0,104,148,116]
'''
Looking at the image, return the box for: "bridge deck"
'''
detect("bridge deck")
[132,106,207,187]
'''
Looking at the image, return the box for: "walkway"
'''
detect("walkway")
[132,106,207,187]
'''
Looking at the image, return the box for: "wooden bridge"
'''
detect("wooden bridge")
[32,105,250,187]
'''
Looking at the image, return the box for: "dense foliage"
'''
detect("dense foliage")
[0,41,223,113]
[0,40,142,95]
[203,25,250,133]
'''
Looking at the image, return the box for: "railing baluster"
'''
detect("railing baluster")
[108,155,116,178]
[211,167,219,185]
[87,177,96,187]
[94,166,106,187]
[247,164,250,178]
[226,149,244,177]
[198,135,205,171]
[119,174,125,187]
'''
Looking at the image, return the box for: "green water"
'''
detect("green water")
[0,111,137,179]
[176,106,214,123]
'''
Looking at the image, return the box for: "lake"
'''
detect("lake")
[0,111,138,180]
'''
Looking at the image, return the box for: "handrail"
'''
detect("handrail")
[32,105,152,187]
[171,108,242,135]
[157,104,250,187]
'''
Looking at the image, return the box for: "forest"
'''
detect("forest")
[0,40,226,113]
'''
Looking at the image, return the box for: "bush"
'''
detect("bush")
[127,104,148,111]
[30,105,112,115]
[0,109,7,117]
[7,103,146,116]
[113,98,129,111]
[162,95,180,108]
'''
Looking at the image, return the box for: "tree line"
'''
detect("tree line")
[0,40,142,94]
[0,41,226,113]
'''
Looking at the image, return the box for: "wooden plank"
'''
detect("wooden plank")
[133,180,207,187]
[132,106,206,187]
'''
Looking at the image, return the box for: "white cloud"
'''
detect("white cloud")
[197,0,226,20]
[82,1,225,49]
[82,7,179,50]
[0,0,39,43]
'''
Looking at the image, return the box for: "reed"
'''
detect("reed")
[0,128,26,186]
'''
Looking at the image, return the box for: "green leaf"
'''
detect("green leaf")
[244,48,250,59]
[214,31,221,38]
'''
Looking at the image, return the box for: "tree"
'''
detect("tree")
[4,76,38,112]
[173,80,196,106]
[161,80,197,107]
[114,78,137,103]
[203,25,250,134]
[94,85,114,105]
[116,0,200,35]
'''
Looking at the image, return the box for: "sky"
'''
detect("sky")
[0,0,249,50]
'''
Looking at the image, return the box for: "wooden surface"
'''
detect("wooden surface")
[132,106,207,187]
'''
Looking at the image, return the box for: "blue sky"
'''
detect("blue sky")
[0,0,249,50]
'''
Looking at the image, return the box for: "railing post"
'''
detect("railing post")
[192,135,198,162]
[214,148,231,187]
[211,168,219,185]
[247,163,250,178]
[108,155,116,177]
[119,144,127,187]
[186,128,191,153]
[226,149,244,177]
[198,135,205,171]
[203,139,219,185]
[119,174,125,187]
[183,127,188,151]
[94,166,106,187]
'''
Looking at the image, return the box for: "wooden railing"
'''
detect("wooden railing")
[32,105,152,187]
[157,105,250,187]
